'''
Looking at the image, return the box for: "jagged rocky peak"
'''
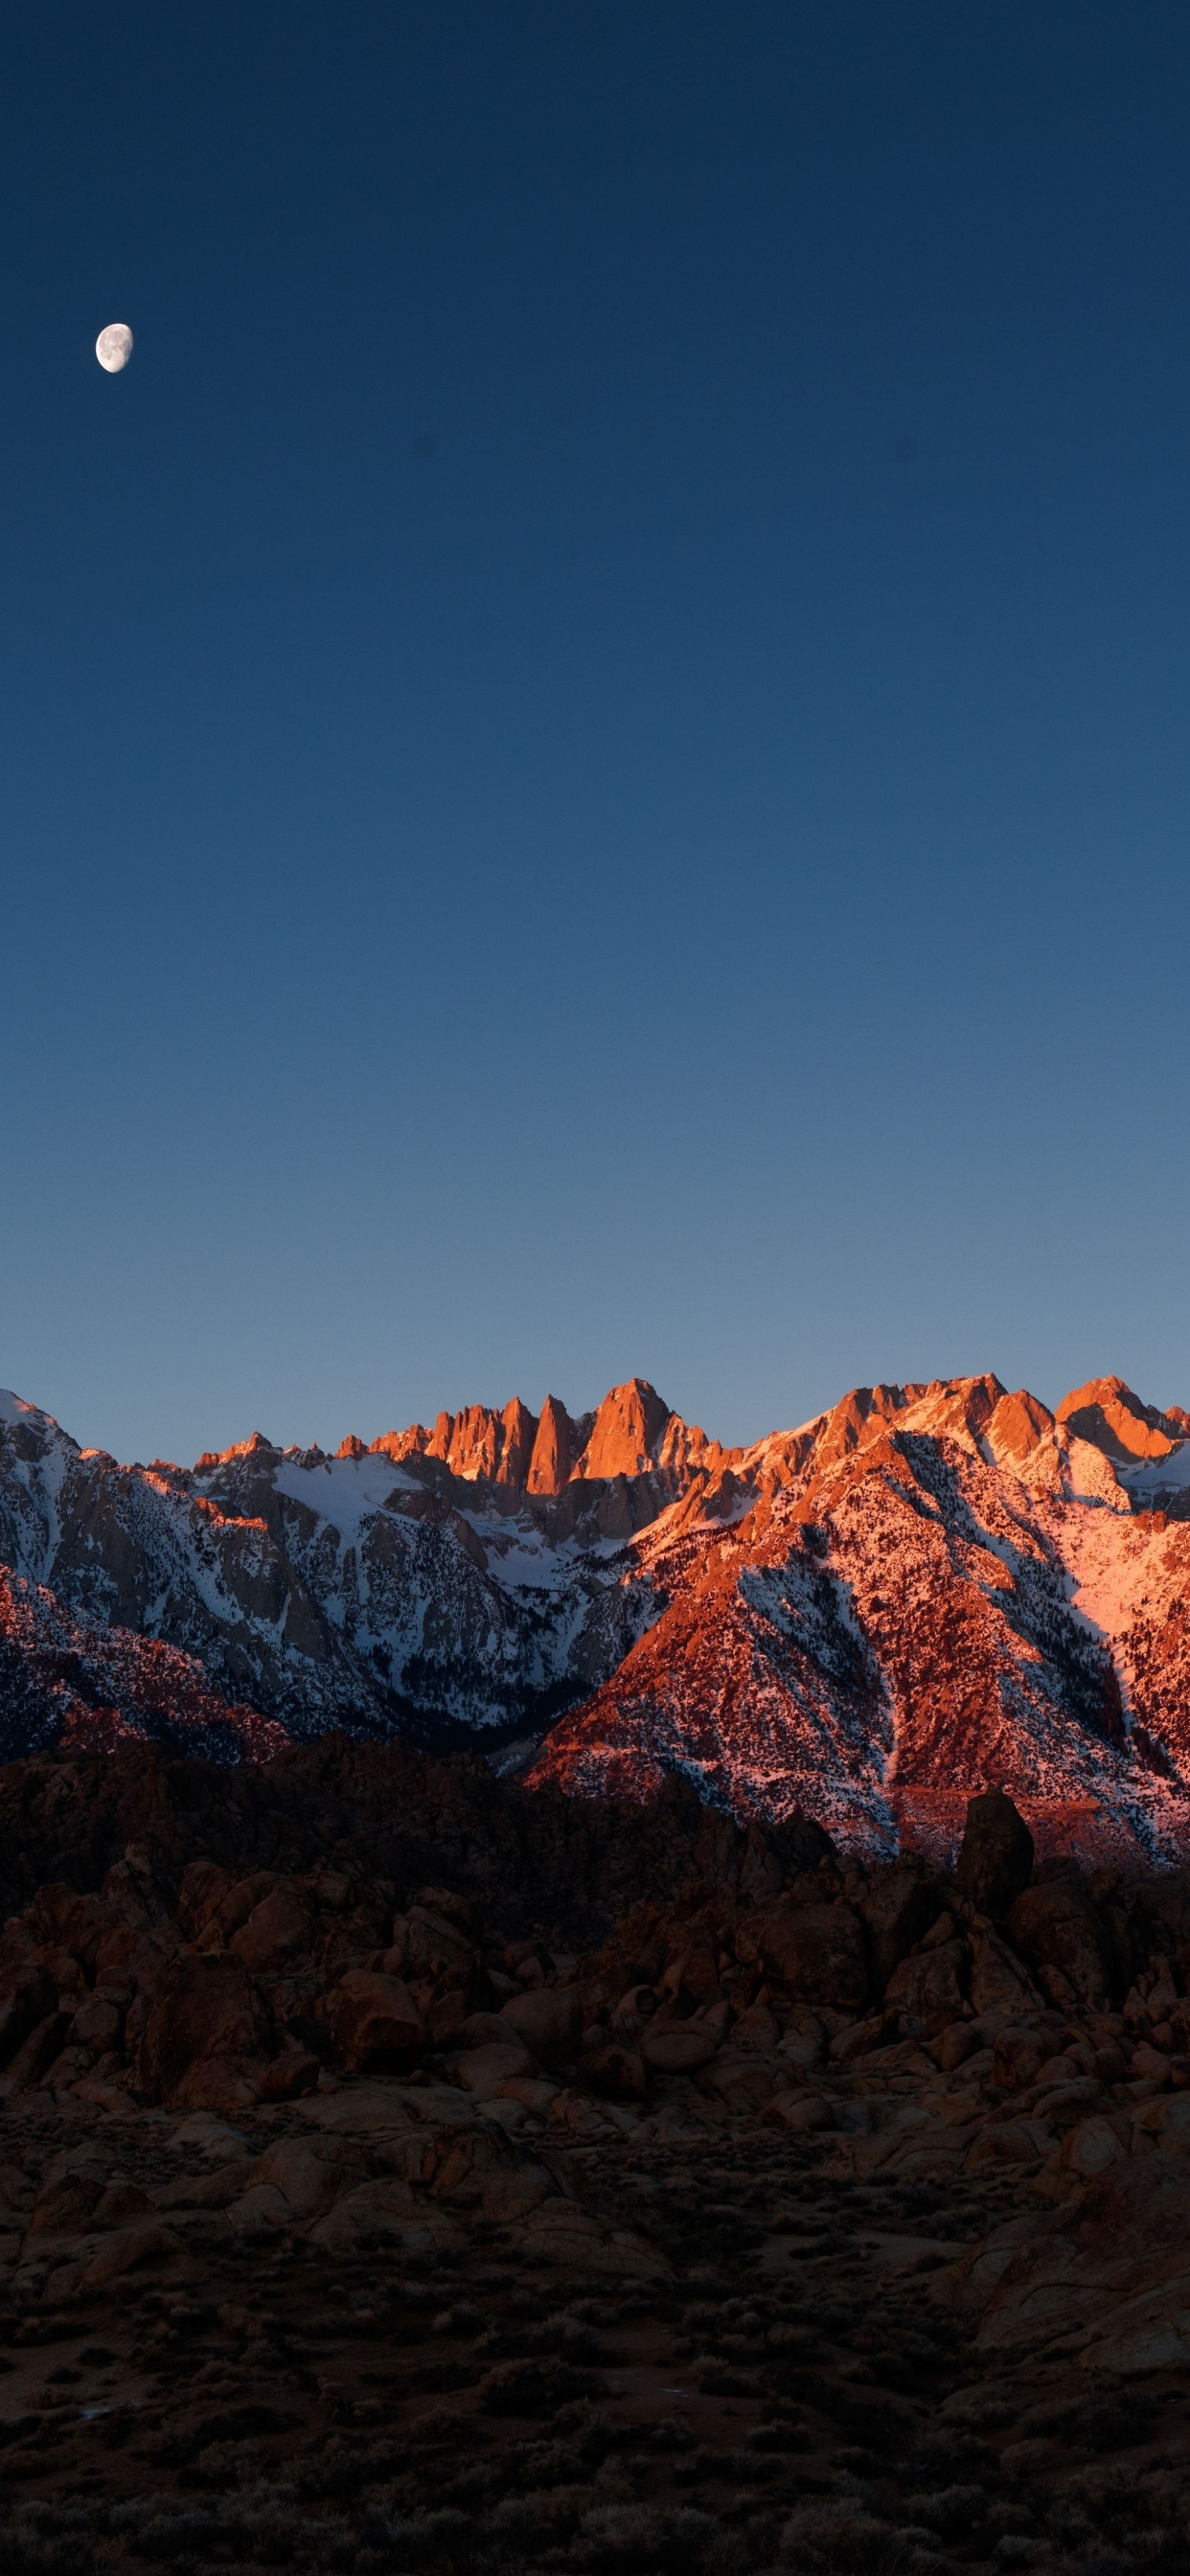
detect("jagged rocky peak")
[194,1429,281,1472]
[985,1387,1056,1464]
[770,1373,1014,1490]
[808,1380,916,1469]
[366,1397,551,1485]
[0,1389,76,1460]
[527,1394,588,1495]
[360,1379,717,1498]
[574,1378,674,1482]
[493,1396,538,1485]
[1057,1374,1190,1463]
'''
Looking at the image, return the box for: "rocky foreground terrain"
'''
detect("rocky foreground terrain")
[2,1742,1190,2572]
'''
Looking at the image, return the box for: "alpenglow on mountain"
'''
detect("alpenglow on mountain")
[5,1371,1190,1863]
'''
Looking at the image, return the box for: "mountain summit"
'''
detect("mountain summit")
[4,1371,1190,1865]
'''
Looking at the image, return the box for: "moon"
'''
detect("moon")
[95,323,133,374]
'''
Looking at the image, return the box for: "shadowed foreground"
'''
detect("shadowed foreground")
[0,1749,1189,2573]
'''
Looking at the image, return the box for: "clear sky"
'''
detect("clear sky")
[3,2,1190,1464]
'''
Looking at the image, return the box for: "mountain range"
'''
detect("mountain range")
[5,1369,1190,1865]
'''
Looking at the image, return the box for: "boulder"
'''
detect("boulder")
[761,2091,832,2131]
[992,2025,1051,2094]
[456,2010,520,2050]
[479,2168,554,2224]
[699,2048,780,2109]
[1060,2117,1127,2179]
[81,2224,177,2289]
[1007,1882,1114,2011]
[662,1944,721,2007]
[452,2039,536,2093]
[498,1984,582,2068]
[641,2023,720,2075]
[884,1939,969,2036]
[92,2183,154,2225]
[197,1871,280,1948]
[68,1994,124,2056]
[232,2137,352,2226]
[578,2039,649,2100]
[738,1819,787,1898]
[729,2002,779,2051]
[519,2197,670,2279]
[136,1953,272,2104]
[423,1976,479,2049]
[965,2121,1049,2172]
[171,2058,263,2114]
[260,2050,321,2102]
[0,2008,73,2097]
[413,1884,480,1934]
[309,2179,466,2258]
[953,2155,1190,2377]
[741,1900,869,2012]
[859,1862,941,1998]
[778,2012,827,2075]
[1132,2094,1190,2152]
[930,2020,980,2072]
[494,2076,559,2115]
[28,2170,103,2236]
[968,1924,1041,2017]
[404,1905,477,1972]
[230,1883,314,1975]
[0,1966,57,2068]
[427,2123,529,2206]
[326,1970,424,2071]
[954,1789,1035,1919]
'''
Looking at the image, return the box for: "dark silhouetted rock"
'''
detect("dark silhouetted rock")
[1007,1878,1114,2010]
[0,1965,57,2067]
[498,1984,582,2067]
[955,1788,1035,1918]
[578,2038,649,2099]
[884,1938,970,2036]
[137,1952,272,2105]
[640,2021,720,2074]
[859,1860,941,1996]
[326,1969,425,2071]
[230,1882,314,1974]
[741,1899,869,2012]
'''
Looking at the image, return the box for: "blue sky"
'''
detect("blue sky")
[3,2,1190,1462]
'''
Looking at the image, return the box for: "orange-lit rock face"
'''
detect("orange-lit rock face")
[371,1399,543,1486]
[1057,1375,1182,1462]
[527,1394,584,1495]
[985,1388,1056,1465]
[495,1398,538,1487]
[574,1379,674,1482]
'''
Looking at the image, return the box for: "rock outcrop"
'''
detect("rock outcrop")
[954,1787,1036,1919]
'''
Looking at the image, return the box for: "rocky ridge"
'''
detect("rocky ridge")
[534,1373,1190,1865]
[6,1372,1190,1861]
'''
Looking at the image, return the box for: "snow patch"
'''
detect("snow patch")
[270,1454,420,1550]
[1122,1442,1190,1497]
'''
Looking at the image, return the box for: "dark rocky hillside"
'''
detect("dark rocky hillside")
[1,1752,1190,2572]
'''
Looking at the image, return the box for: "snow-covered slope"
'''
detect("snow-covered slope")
[6,1371,1190,1860]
